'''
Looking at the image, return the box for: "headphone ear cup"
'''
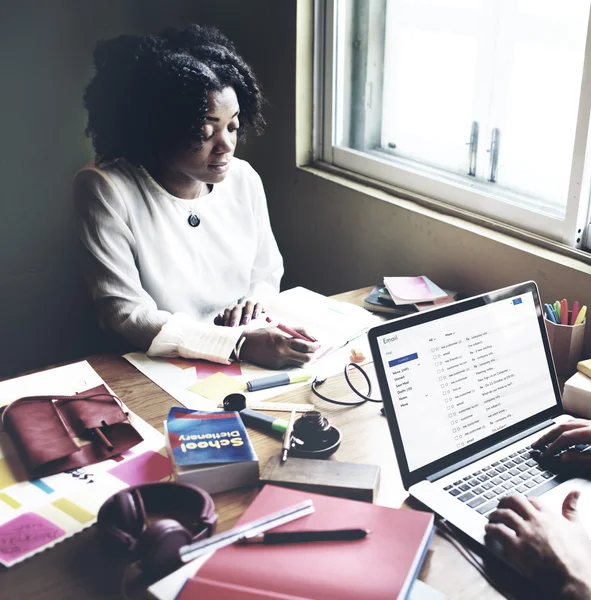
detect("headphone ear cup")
[136,519,192,577]
[114,489,146,541]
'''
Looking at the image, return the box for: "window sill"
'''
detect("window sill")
[299,160,591,276]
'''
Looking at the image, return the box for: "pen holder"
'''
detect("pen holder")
[545,313,585,377]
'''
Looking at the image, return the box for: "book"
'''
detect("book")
[383,276,448,305]
[578,358,591,379]
[363,285,457,316]
[165,407,259,494]
[260,455,381,502]
[562,371,591,419]
[149,561,448,600]
[363,286,419,316]
[178,485,434,600]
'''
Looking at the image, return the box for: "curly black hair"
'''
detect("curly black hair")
[83,24,265,165]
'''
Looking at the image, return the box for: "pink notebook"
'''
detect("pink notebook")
[179,485,434,600]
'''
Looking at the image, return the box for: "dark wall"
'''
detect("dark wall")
[0,0,297,377]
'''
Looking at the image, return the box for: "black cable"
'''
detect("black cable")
[311,362,382,406]
[435,519,518,600]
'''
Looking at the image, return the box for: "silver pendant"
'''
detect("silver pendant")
[188,213,200,227]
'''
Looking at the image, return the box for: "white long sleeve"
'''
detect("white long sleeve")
[73,158,283,362]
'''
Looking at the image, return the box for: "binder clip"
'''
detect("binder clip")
[289,411,341,459]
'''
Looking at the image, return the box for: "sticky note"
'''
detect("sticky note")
[0,492,20,509]
[109,450,172,486]
[52,498,95,524]
[161,357,199,369]
[0,513,65,563]
[188,372,246,401]
[194,360,242,379]
[30,480,54,494]
[0,458,19,490]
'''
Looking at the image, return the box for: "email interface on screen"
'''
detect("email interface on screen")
[377,292,557,472]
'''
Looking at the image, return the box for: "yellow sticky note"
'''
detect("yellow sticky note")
[188,372,246,401]
[52,498,95,524]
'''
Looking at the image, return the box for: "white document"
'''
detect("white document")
[266,286,380,349]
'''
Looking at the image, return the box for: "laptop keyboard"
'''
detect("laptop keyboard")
[443,445,561,517]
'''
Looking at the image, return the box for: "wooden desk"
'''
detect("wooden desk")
[4,288,509,600]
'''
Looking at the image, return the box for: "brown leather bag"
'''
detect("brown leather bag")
[2,384,143,478]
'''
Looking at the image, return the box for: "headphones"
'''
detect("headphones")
[97,482,217,577]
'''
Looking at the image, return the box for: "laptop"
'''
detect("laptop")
[368,280,591,549]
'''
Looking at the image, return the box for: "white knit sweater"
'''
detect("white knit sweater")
[73,158,283,363]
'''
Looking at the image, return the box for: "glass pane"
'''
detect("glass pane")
[489,1,589,210]
[381,25,479,174]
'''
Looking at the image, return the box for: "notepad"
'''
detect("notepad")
[178,485,434,600]
[187,372,246,401]
[383,276,448,305]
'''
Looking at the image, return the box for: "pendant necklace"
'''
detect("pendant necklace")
[142,166,206,228]
[169,197,201,228]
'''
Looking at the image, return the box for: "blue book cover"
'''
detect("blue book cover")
[166,407,256,468]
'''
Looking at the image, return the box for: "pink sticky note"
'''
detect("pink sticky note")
[161,357,199,369]
[109,451,172,486]
[194,360,242,379]
[0,513,65,563]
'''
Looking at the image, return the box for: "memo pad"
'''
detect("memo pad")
[188,373,246,401]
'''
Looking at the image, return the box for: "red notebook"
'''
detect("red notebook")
[178,485,434,600]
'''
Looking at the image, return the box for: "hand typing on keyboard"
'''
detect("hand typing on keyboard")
[485,492,591,600]
[532,419,591,474]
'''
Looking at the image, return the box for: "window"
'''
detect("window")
[317,0,591,249]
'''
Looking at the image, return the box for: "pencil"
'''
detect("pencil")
[94,427,114,451]
[281,408,297,464]
[266,316,316,342]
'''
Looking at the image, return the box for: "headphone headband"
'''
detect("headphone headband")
[97,481,217,575]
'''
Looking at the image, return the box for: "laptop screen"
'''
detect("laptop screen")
[369,282,562,484]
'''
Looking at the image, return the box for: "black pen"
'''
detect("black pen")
[236,528,370,545]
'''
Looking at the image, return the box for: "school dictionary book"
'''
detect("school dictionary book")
[164,407,259,494]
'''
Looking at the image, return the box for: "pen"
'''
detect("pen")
[544,304,558,324]
[572,300,580,325]
[237,528,370,545]
[266,316,316,342]
[560,299,568,325]
[554,301,561,322]
[247,372,312,392]
[282,408,297,464]
[575,305,587,326]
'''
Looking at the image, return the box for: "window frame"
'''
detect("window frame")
[316,0,591,250]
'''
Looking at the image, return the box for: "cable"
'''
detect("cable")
[311,362,382,406]
[435,519,519,600]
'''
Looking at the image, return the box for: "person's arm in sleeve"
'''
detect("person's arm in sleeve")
[73,167,241,363]
[245,165,284,303]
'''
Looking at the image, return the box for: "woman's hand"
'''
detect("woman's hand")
[485,492,591,600]
[239,327,319,369]
[214,300,265,327]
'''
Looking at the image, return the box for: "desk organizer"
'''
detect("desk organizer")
[545,312,585,377]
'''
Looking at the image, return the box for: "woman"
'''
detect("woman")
[74,24,318,369]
